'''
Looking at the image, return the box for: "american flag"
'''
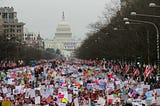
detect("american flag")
[133,68,139,75]
[143,65,154,79]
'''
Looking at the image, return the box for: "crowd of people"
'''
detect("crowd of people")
[0,59,159,106]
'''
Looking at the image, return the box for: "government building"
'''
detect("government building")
[0,7,25,41]
[44,12,81,58]
[0,15,2,34]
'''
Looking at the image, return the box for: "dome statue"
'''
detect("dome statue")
[55,12,72,38]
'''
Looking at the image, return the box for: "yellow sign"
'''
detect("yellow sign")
[2,100,11,106]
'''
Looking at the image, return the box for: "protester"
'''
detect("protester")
[0,59,159,106]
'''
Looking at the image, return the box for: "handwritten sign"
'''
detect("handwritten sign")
[132,99,142,106]
[35,96,40,104]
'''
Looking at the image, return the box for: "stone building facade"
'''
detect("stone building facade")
[0,7,25,41]
[44,12,82,58]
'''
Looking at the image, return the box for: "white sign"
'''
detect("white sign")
[29,89,35,98]
[132,99,142,106]
[7,78,14,85]
[156,97,160,105]
[35,96,40,104]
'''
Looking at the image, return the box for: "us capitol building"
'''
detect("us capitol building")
[44,12,82,58]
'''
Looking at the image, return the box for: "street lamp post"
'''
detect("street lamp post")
[130,11,160,72]
[113,27,128,31]
[123,18,160,73]
[130,12,160,18]
[125,21,150,65]
[149,3,160,8]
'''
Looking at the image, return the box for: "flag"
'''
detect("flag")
[133,68,139,76]
[143,65,153,79]
[124,65,130,73]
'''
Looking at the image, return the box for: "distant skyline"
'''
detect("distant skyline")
[0,0,119,39]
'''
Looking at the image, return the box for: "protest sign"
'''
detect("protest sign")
[0,97,2,101]
[2,87,8,94]
[136,87,143,95]
[58,93,64,99]
[116,97,121,102]
[2,100,11,106]
[74,98,79,106]
[25,91,29,98]
[68,94,72,103]
[144,85,150,89]
[155,89,160,96]
[132,99,142,106]
[7,79,14,85]
[29,89,35,98]
[6,93,11,98]
[107,95,114,103]
[58,103,66,106]
[145,99,152,106]
[156,97,160,105]
[13,89,20,95]
[35,96,40,105]
[145,91,153,99]
[46,96,51,103]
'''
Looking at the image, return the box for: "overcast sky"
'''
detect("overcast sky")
[0,0,118,39]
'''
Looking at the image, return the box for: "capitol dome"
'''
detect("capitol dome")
[55,12,72,35]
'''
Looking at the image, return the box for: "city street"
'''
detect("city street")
[0,59,159,105]
[0,0,160,106]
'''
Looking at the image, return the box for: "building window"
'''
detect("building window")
[2,13,7,18]
[17,29,21,33]
[4,25,8,28]
[9,13,14,19]
[17,25,21,28]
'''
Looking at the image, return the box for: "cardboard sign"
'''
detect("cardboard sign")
[156,97,160,105]
[29,89,35,98]
[46,96,51,103]
[7,78,14,85]
[2,100,11,106]
[0,97,2,100]
[2,87,8,94]
[40,89,45,95]
[13,89,20,95]
[143,85,150,90]
[25,91,29,98]
[136,88,143,96]
[40,85,45,90]
[155,89,160,96]
[15,86,22,91]
[6,93,11,98]
[74,98,79,106]
[132,99,142,106]
[10,95,14,101]
[107,95,114,103]
[145,91,152,99]
[58,103,66,106]
[68,94,72,103]
[35,96,40,104]
[115,81,121,85]
[58,94,64,99]
[145,99,152,106]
